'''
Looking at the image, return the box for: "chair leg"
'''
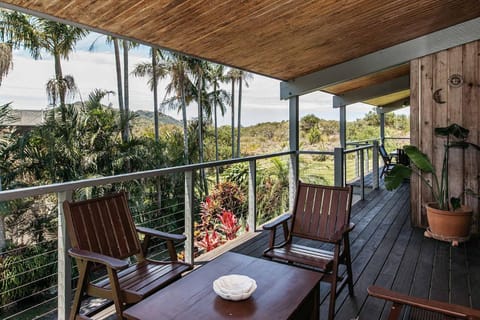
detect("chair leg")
[344,236,354,296]
[328,246,342,320]
[70,262,89,320]
[328,263,339,320]
[106,268,126,320]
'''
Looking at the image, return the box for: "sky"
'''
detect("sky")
[0,33,392,127]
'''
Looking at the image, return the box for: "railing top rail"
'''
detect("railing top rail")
[344,144,373,153]
[383,137,410,140]
[0,151,294,202]
[299,150,335,155]
[346,138,379,145]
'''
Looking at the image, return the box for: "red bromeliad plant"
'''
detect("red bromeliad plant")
[195,182,246,254]
[195,230,221,252]
[217,210,241,240]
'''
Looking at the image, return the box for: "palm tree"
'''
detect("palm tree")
[0,10,88,108]
[132,48,167,141]
[206,64,229,182]
[89,36,138,143]
[0,42,12,85]
[162,53,194,164]
[226,68,241,158]
[236,71,253,157]
[187,58,207,190]
[0,103,16,249]
[89,36,124,126]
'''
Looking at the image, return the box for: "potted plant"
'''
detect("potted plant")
[385,123,480,243]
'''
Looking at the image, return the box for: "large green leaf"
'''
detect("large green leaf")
[403,145,434,173]
[385,164,412,191]
[434,123,469,139]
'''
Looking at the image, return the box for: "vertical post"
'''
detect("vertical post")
[380,112,385,146]
[372,140,380,189]
[334,147,344,187]
[355,144,359,177]
[58,190,72,320]
[366,145,370,172]
[289,96,299,212]
[359,149,365,200]
[184,170,194,264]
[248,160,257,232]
[339,105,347,149]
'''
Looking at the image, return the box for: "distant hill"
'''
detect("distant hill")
[6,108,181,129]
[134,110,181,126]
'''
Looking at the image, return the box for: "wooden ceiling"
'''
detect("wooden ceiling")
[0,0,479,82]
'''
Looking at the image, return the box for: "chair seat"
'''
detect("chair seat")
[93,261,191,302]
[264,243,334,271]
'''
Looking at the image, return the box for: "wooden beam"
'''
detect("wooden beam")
[377,98,410,113]
[280,17,480,99]
[333,75,409,107]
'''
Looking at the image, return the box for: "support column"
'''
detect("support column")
[58,190,73,320]
[334,147,345,187]
[372,140,380,189]
[289,96,299,212]
[380,112,385,146]
[339,105,347,149]
[184,171,194,264]
[247,160,257,232]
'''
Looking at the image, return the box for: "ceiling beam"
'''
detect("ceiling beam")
[332,75,409,108]
[376,99,410,114]
[280,17,480,100]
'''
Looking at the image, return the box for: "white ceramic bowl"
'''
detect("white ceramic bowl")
[213,274,257,301]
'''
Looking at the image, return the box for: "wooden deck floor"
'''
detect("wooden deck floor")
[230,183,480,319]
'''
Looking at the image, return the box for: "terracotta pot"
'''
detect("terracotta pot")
[425,203,473,238]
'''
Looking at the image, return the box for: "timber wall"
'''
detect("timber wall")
[410,40,480,232]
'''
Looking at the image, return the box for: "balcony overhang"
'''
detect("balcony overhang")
[0,1,479,84]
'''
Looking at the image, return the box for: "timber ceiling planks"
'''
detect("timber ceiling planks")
[0,0,479,82]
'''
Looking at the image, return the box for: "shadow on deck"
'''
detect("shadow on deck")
[230,183,480,319]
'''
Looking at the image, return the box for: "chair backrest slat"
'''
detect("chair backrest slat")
[291,182,352,241]
[63,192,142,259]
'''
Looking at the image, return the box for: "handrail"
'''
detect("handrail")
[0,151,294,201]
[383,137,410,140]
[298,150,335,155]
[343,144,373,154]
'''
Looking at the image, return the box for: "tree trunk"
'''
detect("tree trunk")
[122,41,130,143]
[214,82,219,184]
[152,49,159,142]
[0,214,5,250]
[113,39,124,118]
[181,74,189,164]
[54,53,63,121]
[54,53,64,105]
[231,78,235,158]
[236,77,242,158]
[197,75,208,195]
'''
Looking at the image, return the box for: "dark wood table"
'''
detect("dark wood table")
[123,252,322,320]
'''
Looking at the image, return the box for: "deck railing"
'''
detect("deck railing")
[0,142,385,319]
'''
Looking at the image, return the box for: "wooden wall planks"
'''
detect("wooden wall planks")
[410,40,480,232]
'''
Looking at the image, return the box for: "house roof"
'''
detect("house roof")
[1,0,479,105]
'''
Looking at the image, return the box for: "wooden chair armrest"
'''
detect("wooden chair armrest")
[263,213,292,230]
[136,226,187,242]
[68,248,128,271]
[329,222,355,242]
[368,286,480,319]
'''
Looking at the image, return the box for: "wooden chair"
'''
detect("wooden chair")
[263,182,354,320]
[368,286,480,320]
[379,144,395,177]
[63,192,193,320]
